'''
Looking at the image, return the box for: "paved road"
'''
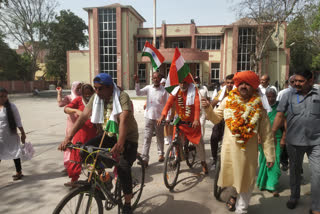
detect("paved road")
[0,95,313,214]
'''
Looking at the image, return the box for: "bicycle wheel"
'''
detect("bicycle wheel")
[117,155,145,210]
[185,140,197,168]
[53,185,103,214]
[163,143,180,190]
[213,141,223,201]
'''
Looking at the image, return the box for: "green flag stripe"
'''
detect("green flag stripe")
[105,120,119,134]
[142,52,159,70]
[178,63,190,82]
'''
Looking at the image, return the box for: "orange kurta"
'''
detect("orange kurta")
[161,88,201,144]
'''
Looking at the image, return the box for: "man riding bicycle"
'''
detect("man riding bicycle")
[157,79,208,174]
[59,73,138,214]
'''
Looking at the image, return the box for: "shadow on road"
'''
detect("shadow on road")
[135,194,212,214]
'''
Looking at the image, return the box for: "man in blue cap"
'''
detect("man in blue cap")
[60,73,138,214]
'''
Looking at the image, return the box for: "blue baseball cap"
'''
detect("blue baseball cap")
[93,73,113,86]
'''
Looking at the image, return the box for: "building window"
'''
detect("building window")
[98,8,117,82]
[211,63,220,83]
[196,63,200,77]
[237,28,256,72]
[138,64,146,83]
[196,36,221,50]
[171,41,185,48]
[137,37,160,51]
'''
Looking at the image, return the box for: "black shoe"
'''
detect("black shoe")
[122,204,132,214]
[286,199,298,209]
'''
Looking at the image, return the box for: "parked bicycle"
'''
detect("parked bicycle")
[53,143,145,214]
[162,119,197,190]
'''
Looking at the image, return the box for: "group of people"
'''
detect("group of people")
[1,68,319,214]
[202,70,320,214]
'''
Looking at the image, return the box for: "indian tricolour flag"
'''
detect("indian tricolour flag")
[142,41,164,70]
[104,84,122,136]
[165,47,192,93]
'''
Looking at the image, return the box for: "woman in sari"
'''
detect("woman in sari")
[56,81,82,171]
[256,87,286,196]
[63,84,97,187]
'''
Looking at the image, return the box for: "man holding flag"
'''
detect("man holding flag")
[157,48,208,174]
[60,73,138,214]
[134,41,167,166]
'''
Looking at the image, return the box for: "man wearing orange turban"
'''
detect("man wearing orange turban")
[233,70,260,89]
[201,70,275,213]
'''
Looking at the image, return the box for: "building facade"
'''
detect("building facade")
[67,3,290,89]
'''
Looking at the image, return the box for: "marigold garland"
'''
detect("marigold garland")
[224,88,263,151]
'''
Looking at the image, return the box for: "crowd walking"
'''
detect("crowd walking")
[1,68,320,214]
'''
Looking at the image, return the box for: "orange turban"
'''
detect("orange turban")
[233,70,260,89]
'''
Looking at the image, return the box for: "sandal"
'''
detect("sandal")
[267,190,280,197]
[12,173,24,181]
[226,196,236,212]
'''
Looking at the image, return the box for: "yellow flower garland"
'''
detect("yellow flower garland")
[224,88,263,151]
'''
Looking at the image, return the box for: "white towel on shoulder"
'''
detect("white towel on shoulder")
[171,83,196,105]
[91,94,104,124]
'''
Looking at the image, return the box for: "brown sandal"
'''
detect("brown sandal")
[13,173,24,181]
[226,196,236,212]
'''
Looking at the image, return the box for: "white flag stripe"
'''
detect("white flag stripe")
[175,55,185,71]
[165,77,171,88]
[143,47,161,67]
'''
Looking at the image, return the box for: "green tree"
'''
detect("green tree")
[310,4,320,70]
[0,34,33,80]
[0,0,57,80]
[233,0,316,72]
[286,2,320,72]
[287,15,314,73]
[45,10,88,84]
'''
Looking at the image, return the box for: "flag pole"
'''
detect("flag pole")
[151,0,157,81]
[188,72,203,100]
[87,131,107,182]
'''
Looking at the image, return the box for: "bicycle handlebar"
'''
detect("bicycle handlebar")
[159,120,192,127]
[67,143,112,153]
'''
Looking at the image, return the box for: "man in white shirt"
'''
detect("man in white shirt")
[259,74,278,95]
[134,72,168,166]
[194,76,209,136]
[277,75,295,101]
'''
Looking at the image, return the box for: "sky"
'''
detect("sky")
[8,0,240,48]
[57,0,240,27]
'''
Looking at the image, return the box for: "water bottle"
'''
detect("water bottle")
[100,171,113,190]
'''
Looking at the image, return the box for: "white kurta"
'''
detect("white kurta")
[0,103,22,160]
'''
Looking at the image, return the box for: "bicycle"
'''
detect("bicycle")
[163,119,197,190]
[53,143,145,214]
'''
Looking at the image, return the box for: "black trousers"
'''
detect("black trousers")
[0,159,21,173]
[84,134,138,195]
[280,144,289,167]
[14,159,22,173]
[210,120,225,164]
